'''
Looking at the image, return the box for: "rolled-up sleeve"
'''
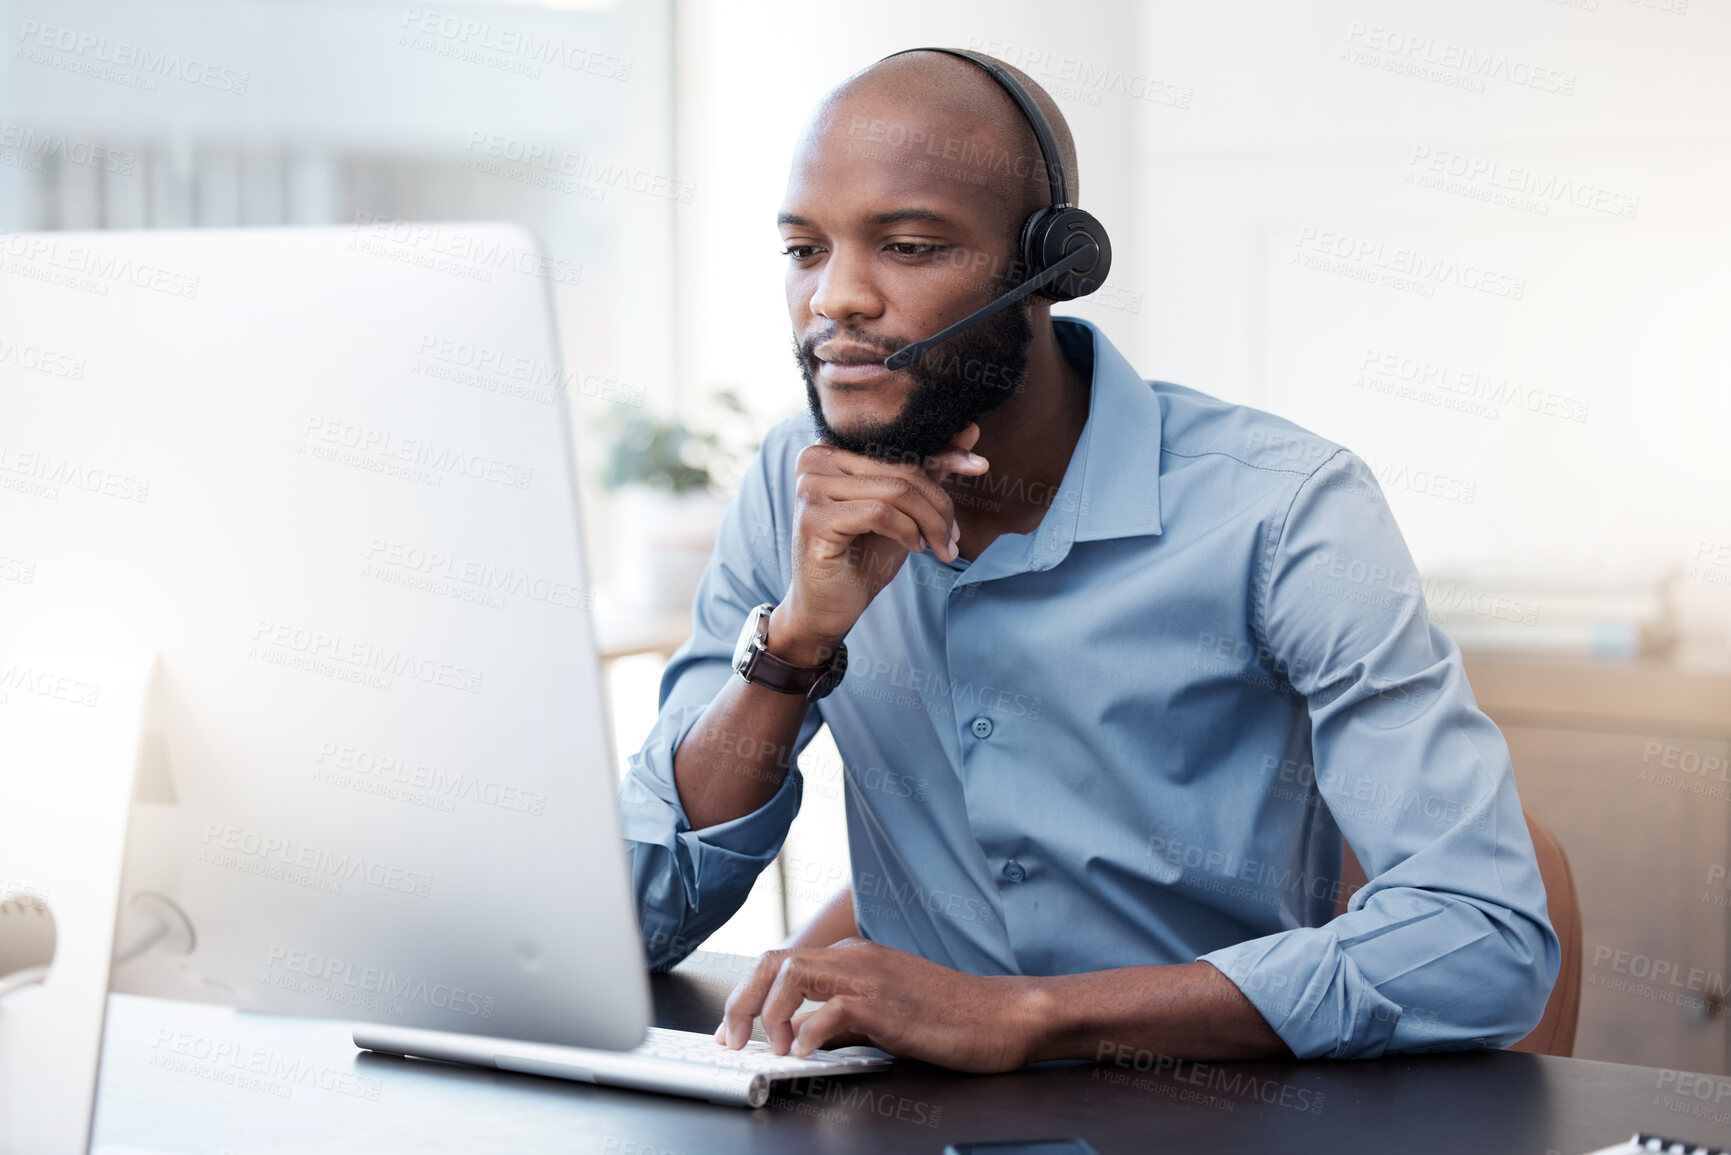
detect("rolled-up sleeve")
[617,420,827,971]
[1197,449,1560,1058]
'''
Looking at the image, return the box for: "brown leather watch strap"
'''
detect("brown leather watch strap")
[733,603,848,702]
[740,643,835,697]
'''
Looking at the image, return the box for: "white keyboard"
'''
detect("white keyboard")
[1582,1136,1730,1155]
[354,1022,893,1108]
[636,1026,873,1072]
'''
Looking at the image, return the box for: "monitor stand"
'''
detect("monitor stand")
[0,650,156,1155]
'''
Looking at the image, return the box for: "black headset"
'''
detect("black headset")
[875,47,1113,372]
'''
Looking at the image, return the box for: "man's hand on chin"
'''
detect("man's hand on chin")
[714,937,1046,1073]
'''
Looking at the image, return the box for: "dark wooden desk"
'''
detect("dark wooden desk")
[91,951,1731,1154]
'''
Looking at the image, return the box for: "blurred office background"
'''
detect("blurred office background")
[4,0,1728,1072]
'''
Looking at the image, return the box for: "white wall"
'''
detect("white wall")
[0,0,679,588]
[1138,0,1731,608]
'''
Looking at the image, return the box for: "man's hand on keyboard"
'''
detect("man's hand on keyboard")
[714,937,1041,1073]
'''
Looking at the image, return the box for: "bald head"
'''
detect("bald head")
[778,49,1084,461]
[805,48,1079,228]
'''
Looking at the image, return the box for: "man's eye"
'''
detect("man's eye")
[781,245,820,260]
[888,243,945,257]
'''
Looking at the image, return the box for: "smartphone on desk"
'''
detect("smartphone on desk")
[944,1142,1101,1155]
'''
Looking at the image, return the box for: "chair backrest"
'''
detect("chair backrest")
[1331,810,1581,1056]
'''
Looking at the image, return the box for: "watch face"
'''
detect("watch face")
[733,604,767,675]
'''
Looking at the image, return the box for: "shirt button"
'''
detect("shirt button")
[970,716,994,739]
[1002,859,1026,883]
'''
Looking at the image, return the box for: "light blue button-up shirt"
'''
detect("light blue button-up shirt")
[617,316,1559,1059]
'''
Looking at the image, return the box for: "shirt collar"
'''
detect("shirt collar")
[1041,316,1164,558]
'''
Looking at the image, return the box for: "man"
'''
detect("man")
[617,48,1558,1072]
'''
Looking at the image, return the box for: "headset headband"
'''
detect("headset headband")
[875,47,1071,209]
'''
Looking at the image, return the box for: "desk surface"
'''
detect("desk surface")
[91,951,1731,1155]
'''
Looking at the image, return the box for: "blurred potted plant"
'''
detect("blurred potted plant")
[600,389,755,616]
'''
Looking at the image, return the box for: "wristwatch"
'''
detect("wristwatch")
[731,603,848,702]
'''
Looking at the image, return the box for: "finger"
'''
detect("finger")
[789,996,874,1058]
[812,497,926,558]
[951,422,982,455]
[789,1008,872,1055]
[719,950,788,1050]
[819,439,984,488]
[813,449,960,514]
[809,474,955,560]
[762,946,880,1054]
[796,442,852,478]
[759,956,826,1055]
[924,423,990,485]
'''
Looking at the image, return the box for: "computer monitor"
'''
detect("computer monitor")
[0,223,650,1051]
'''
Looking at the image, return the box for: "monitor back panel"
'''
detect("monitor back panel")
[0,224,650,1050]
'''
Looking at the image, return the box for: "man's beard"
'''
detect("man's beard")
[795,285,1034,465]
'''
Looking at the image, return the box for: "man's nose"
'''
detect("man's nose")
[808,247,884,322]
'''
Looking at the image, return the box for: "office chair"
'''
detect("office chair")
[1332,809,1582,1057]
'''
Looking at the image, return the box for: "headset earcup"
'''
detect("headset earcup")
[1020,206,1113,302]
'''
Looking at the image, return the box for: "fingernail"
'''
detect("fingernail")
[917,533,927,553]
[967,453,987,468]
